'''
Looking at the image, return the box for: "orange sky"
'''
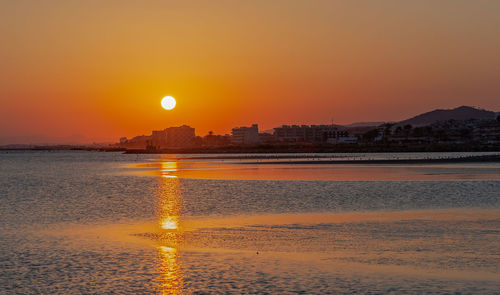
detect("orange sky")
[1,1,499,143]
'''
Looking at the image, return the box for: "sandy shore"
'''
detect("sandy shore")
[240,154,500,165]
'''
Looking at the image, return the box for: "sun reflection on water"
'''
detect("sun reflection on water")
[161,161,178,178]
[157,246,183,294]
[161,216,179,230]
[156,162,184,294]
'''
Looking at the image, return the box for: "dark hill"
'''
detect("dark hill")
[399,106,496,126]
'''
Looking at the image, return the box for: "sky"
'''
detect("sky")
[1,0,499,143]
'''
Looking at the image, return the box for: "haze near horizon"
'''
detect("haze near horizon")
[1,1,499,143]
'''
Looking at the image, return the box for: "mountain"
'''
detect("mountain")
[398,106,497,127]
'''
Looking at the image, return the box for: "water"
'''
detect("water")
[0,151,499,294]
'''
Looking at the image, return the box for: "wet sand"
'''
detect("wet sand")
[2,151,499,293]
[241,154,500,165]
[42,208,500,287]
[130,160,500,181]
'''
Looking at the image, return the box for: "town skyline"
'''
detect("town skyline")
[110,105,498,152]
[2,1,500,143]
[1,104,498,145]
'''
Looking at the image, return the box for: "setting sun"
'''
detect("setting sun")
[1,1,500,293]
[161,96,176,110]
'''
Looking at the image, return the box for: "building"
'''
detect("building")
[117,125,195,149]
[124,135,150,149]
[258,132,276,144]
[332,136,358,144]
[231,124,260,145]
[166,125,196,148]
[473,120,500,144]
[203,132,231,147]
[150,130,168,149]
[273,125,349,143]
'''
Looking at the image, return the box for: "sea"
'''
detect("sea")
[0,151,499,294]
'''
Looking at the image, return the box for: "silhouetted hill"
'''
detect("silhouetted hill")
[399,106,497,126]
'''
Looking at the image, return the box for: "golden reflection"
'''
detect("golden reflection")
[161,216,179,230]
[157,246,183,294]
[158,169,181,231]
[161,161,178,178]
[156,163,184,294]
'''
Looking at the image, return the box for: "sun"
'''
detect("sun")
[161,96,176,110]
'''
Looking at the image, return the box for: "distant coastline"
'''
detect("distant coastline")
[1,143,500,154]
[4,146,498,164]
[238,154,500,165]
[120,143,500,154]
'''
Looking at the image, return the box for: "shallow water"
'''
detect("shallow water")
[0,151,499,294]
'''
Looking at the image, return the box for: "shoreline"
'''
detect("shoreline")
[239,154,500,165]
[2,144,500,154]
[122,145,500,154]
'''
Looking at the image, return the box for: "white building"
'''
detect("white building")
[151,130,168,148]
[231,124,260,145]
[274,124,349,143]
[167,125,195,148]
